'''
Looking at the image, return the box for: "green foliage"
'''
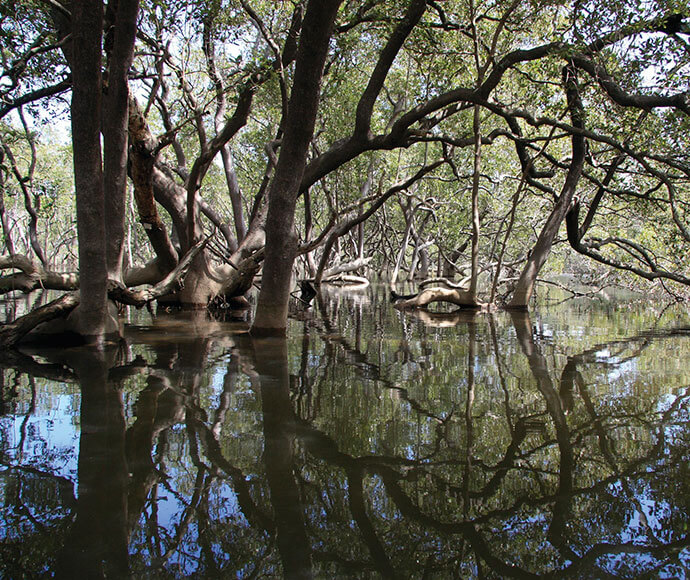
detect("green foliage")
[0,0,688,301]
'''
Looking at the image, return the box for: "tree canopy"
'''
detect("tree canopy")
[0,0,689,340]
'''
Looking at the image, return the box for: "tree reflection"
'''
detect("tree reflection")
[254,336,313,579]
[1,298,689,577]
[53,347,129,578]
[510,311,576,563]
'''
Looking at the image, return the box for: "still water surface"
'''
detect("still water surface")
[1,286,690,578]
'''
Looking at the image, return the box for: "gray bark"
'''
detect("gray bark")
[252,0,343,334]
[70,0,111,341]
[103,0,140,281]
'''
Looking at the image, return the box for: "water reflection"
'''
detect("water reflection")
[255,336,313,579]
[1,291,689,577]
[53,349,128,578]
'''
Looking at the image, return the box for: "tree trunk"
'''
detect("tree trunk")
[70,0,112,342]
[508,64,586,309]
[203,20,244,248]
[357,158,376,261]
[469,104,482,300]
[103,0,139,282]
[303,186,318,278]
[0,134,47,266]
[128,96,179,272]
[252,0,343,335]
[390,198,414,289]
[219,146,245,247]
[0,148,16,255]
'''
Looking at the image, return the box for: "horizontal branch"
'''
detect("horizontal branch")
[0,77,71,120]
[0,254,79,295]
[566,200,690,287]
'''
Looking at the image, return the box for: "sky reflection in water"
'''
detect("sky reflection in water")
[1,286,690,578]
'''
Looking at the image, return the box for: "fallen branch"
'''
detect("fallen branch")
[321,257,372,280]
[108,234,214,307]
[321,274,370,288]
[0,254,79,295]
[392,286,483,310]
[0,293,79,347]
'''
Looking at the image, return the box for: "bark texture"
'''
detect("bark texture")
[103,0,140,281]
[252,0,343,334]
[70,0,110,340]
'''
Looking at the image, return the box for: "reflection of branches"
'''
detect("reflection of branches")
[150,468,210,570]
[187,413,275,534]
[295,389,687,576]
[561,536,690,580]
[287,303,690,576]
[125,376,172,532]
[0,345,77,383]
[3,293,689,576]
[309,294,461,428]
[0,462,77,542]
[510,312,575,559]
[198,471,221,577]
[16,376,36,463]
[346,466,396,578]
[396,307,479,328]
[121,326,280,567]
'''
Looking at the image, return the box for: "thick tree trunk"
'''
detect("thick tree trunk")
[103,0,139,282]
[252,0,343,335]
[174,255,223,307]
[70,0,112,342]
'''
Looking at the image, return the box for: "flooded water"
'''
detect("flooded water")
[1,286,690,578]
